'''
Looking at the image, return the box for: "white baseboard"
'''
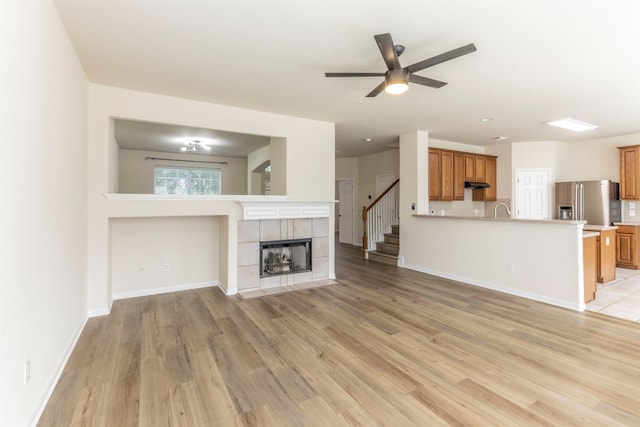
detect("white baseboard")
[112,280,219,301]
[402,263,582,312]
[30,315,87,427]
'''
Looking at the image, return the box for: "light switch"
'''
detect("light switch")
[630,202,636,209]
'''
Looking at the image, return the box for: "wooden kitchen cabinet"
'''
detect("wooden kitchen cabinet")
[428,149,441,200]
[474,155,486,181]
[430,149,463,201]
[430,148,497,201]
[597,229,617,282]
[472,155,497,201]
[618,145,640,200]
[453,152,465,200]
[616,225,640,269]
[464,154,475,180]
[465,154,486,181]
[440,150,454,200]
[583,234,598,303]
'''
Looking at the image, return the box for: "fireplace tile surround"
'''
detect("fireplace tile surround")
[237,217,330,290]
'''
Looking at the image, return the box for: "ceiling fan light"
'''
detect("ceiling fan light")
[385,82,409,95]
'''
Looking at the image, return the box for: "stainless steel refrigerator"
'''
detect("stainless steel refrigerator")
[555,180,621,225]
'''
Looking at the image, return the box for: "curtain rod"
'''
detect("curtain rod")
[145,156,228,165]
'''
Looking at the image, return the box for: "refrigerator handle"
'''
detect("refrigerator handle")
[579,183,584,221]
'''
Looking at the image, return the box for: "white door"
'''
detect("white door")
[515,168,551,219]
[337,179,354,244]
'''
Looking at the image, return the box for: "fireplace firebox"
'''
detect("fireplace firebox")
[260,238,312,278]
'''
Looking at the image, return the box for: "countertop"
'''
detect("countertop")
[614,222,640,227]
[413,214,584,226]
[583,231,599,238]
[584,225,618,231]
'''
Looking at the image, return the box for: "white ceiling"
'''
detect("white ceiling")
[55,0,640,158]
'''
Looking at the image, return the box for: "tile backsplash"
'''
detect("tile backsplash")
[429,195,513,218]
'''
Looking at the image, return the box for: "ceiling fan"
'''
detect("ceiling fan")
[325,33,476,97]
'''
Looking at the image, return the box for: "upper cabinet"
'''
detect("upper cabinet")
[429,148,461,201]
[429,148,497,201]
[619,145,640,200]
[473,155,497,201]
[428,149,441,201]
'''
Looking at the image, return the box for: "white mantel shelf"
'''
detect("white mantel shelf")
[104,193,289,202]
[102,194,335,220]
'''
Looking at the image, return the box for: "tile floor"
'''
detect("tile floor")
[586,268,640,323]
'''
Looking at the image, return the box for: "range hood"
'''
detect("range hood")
[464,181,490,189]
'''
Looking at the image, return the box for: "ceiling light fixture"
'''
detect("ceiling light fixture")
[364,137,372,142]
[384,69,409,95]
[545,118,598,132]
[181,140,211,152]
[480,117,493,122]
[492,136,508,141]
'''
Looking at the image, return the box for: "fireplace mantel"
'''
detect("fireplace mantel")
[240,200,335,220]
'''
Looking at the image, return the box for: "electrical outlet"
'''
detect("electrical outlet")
[506,263,514,273]
[24,359,31,385]
[163,263,170,272]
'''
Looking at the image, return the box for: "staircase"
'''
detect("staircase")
[367,224,399,265]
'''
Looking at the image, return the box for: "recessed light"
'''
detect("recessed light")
[363,138,372,142]
[492,136,508,141]
[480,117,493,122]
[545,117,598,132]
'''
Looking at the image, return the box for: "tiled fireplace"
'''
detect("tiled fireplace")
[237,217,330,290]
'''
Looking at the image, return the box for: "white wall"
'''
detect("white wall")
[87,85,335,314]
[0,1,88,425]
[512,140,568,183]
[486,142,512,199]
[111,216,219,298]
[565,133,640,182]
[118,148,247,195]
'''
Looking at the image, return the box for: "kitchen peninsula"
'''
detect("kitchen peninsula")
[399,214,588,311]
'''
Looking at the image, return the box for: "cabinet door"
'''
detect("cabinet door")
[620,147,640,200]
[428,149,441,200]
[474,155,486,181]
[583,236,597,303]
[440,151,454,200]
[598,229,616,282]
[616,230,636,268]
[484,156,497,201]
[453,152,465,200]
[464,154,475,181]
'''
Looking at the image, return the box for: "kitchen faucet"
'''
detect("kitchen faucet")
[494,202,512,218]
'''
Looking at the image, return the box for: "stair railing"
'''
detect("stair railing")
[362,178,400,257]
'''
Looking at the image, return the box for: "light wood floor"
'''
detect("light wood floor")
[38,243,640,426]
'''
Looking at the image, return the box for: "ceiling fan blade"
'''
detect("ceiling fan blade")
[408,74,447,88]
[366,81,387,98]
[406,43,477,74]
[374,33,401,71]
[325,72,386,77]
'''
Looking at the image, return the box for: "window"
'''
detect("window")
[154,167,221,195]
